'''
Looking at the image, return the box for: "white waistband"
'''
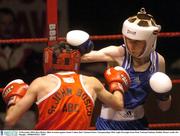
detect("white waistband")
[100,105,144,121]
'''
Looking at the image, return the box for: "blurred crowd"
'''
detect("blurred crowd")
[0,7,44,129]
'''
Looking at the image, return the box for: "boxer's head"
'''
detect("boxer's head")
[122,8,161,58]
[43,42,81,74]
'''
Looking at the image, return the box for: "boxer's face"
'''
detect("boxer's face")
[125,37,146,58]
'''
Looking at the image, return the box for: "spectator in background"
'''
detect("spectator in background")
[0,7,16,39]
[0,8,41,129]
[0,7,43,86]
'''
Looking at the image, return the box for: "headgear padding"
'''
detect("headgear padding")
[43,42,81,74]
[122,8,161,58]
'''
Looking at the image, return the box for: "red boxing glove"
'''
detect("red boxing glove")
[2,79,28,107]
[104,66,131,94]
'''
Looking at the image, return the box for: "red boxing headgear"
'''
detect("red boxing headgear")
[43,42,81,74]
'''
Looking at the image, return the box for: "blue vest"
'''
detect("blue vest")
[121,44,159,109]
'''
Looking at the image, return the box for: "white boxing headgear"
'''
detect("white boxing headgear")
[66,30,89,46]
[122,8,161,58]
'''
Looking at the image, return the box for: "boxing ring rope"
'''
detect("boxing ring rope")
[0,32,180,43]
[88,123,180,129]
[149,123,180,129]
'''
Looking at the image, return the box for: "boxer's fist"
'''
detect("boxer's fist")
[66,30,94,55]
[104,66,131,93]
[149,72,172,101]
[2,79,28,107]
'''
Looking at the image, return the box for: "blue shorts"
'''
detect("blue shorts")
[96,116,149,130]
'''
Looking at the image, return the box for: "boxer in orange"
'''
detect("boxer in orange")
[3,30,130,130]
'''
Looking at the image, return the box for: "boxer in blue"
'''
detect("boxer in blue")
[81,8,172,130]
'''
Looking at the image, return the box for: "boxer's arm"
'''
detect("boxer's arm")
[158,53,165,73]
[157,53,171,111]
[4,78,39,128]
[81,45,124,63]
[104,66,131,94]
[90,76,124,110]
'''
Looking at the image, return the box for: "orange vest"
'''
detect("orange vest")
[35,72,94,130]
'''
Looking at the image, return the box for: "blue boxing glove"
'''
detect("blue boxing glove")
[66,30,94,55]
[149,72,172,101]
[78,39,94,55]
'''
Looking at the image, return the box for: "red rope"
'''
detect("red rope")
[0,32,180,44]
[160,32,180,38]
[149,123,180,129]
[0,38,48,43]
[172,79,180,84]
[90,34,123,40]
[88,122,180,129]
[0,37,65,44]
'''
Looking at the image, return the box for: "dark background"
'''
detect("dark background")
[68,0,180,33]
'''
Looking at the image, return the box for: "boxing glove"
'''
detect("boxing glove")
[149,72,172,101]
[66,30,94,55]
[104,66,131,94]
[2,79,28,107]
